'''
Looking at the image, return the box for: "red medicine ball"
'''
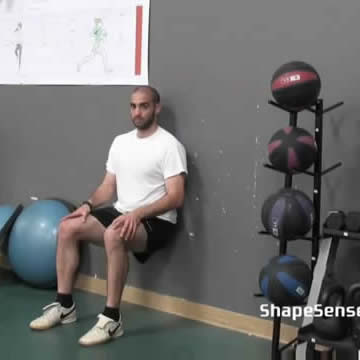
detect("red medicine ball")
[268,126,317,173]
[271,61,321,111]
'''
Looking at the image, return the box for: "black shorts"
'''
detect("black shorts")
[90,206,177,263]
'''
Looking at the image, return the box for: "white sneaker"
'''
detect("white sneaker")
[29,302,77,330]
[78,314,124,346]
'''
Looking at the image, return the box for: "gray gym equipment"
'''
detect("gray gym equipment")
[295,230,360,360]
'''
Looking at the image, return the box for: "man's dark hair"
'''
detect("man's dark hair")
[132,86,160,104]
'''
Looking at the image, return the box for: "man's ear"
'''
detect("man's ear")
[155,103,162,115]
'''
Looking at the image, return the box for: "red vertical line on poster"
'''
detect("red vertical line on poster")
[135,6,143,75]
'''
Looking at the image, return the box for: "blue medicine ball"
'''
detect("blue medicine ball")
[259,255,312,306]
[8,200,72,288]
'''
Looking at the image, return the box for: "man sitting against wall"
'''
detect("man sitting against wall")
[29,85,188,346]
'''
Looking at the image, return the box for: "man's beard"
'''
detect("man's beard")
[133,113,156,130]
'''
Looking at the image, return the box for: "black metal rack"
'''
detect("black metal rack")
[257,98,343,360]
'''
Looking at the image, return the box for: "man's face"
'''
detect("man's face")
[130,91,160,130]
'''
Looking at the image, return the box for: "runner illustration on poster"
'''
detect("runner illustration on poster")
[77,17,112,73]
[14,21,23,71]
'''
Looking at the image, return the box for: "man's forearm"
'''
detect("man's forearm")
[87,183,115,209]
[134,194,181,220]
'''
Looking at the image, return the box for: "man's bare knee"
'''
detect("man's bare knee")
[58,215,106,245]
[58,218,83,242]
[104,228,125,252]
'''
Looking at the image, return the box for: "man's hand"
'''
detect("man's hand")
[61,204,91,223]
[111,211,142,241]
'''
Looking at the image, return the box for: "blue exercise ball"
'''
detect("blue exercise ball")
[0,204,22,251]
[0,205,17,230]
[8,199,72,288]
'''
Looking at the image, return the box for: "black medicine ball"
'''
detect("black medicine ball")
[271,61,321,111]
[268,126,317,173]
[259,255,312,306]
[261,188,314,241]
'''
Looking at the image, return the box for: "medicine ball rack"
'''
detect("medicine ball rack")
[255,98,343,360]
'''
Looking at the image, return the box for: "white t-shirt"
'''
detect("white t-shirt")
[106,126,187,224]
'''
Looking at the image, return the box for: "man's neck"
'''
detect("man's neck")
[136,123,159,138]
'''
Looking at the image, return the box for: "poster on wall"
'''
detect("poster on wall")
[0,0,149,85]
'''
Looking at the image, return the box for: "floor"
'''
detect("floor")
[0,269,272,360]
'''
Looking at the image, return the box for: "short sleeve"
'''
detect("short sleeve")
[162,140,188,179]
[105,138,116,174]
